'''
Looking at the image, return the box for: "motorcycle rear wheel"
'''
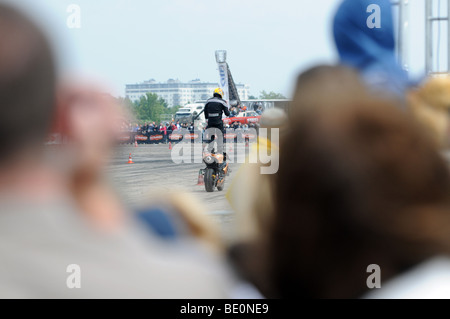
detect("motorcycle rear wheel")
[204,168,215,192]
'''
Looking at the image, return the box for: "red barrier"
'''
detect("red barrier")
[224,133,237,140]
[169,133,183,141]
[149,134,163,141]
[135,135,148,141]
[184,133,199,140]
[242,133,257,140]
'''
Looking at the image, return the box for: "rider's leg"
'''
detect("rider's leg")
[215,124,228,172]
[205,127,215,153]
[216,124,225,156]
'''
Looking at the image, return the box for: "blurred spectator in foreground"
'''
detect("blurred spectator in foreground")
[59,84,126,231]
[333,0,410,99]
[0,3,236,298]
[290,65,373,121]
[269,97,450,298]
[227,108,288,296]
[228,65,364,295]
[230,64,450,299]
[408,76,450,149]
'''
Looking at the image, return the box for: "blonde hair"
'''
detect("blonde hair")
[408,76,450,148]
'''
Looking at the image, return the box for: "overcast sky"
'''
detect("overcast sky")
[2,0,446,98]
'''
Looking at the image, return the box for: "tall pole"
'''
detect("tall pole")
[448,0,450,71]
[397,0,410,70]
[215,50,230,106]
[425,0,433,74]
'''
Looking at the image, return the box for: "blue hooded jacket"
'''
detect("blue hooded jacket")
[333,0,410,98]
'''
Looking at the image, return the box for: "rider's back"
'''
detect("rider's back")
[205,97,229,126]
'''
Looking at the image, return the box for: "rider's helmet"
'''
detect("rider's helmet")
[214,87,224,98]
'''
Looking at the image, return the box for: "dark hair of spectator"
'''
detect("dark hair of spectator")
[0,4,56,162]
[271,96,450,298]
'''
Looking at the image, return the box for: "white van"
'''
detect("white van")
[174,103,206,127]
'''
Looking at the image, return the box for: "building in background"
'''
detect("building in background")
[125,79,250,108]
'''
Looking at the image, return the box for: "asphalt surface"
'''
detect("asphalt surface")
[105,143,249,240]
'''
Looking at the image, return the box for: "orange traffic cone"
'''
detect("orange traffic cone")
[196,170,204,186]
[169,142,172,150]
[134,141,138,147]
[127,153,134,164]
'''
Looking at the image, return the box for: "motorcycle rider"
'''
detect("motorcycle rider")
[204,88,230,170]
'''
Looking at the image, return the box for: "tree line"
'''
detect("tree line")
[118,93,180,124]
[119,90,286,123]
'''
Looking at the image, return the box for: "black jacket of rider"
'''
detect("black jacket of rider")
[204,94,230,127]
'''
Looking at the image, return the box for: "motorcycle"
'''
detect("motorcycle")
[193,108,230,192]
[201,151,229,192]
